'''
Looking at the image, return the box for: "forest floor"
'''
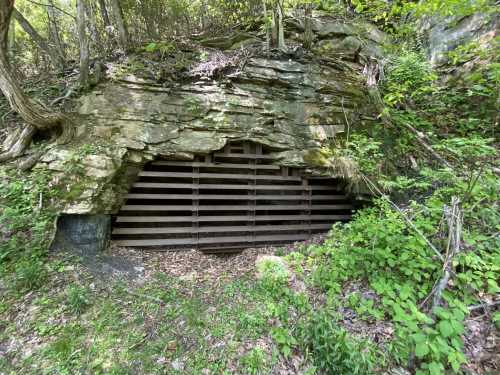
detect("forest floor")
[1,241,498,374]
[0,242,319,374]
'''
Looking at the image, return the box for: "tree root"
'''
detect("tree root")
[0,124,36,163]
[57,118,75,145]
[19,151,43,171]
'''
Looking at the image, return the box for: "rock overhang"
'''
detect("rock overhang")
[36,18,384,215]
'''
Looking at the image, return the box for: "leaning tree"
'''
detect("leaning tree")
[0,0,66,163]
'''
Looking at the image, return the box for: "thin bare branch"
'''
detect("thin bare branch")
[25,0,76,20]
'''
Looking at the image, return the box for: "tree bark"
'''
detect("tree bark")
[97,0,111,26]
[271,3,278,47]
[46,0,66,61]
[77,0,90,89]
[262,0,270,54]
[109,0,129,51]
[12,8,65,71]
[0,124,36,162]
[85,0,102,48]
[8,16,14,53]
[303,2,313,49]
[0,0,64,152]
[276,0,287,51]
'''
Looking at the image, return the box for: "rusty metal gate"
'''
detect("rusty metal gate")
[112,141,355,252]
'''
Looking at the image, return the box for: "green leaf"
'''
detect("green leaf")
[428,362,443,375]
[450,320,464,335]
[282,345,291,358]
[145,42,157,52]
[413,333,426,344]
[415,342,429,358]
[438,320,454,337]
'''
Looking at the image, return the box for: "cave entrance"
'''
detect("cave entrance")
[112,141,356,253]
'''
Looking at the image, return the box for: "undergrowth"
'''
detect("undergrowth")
[301,36,499,375]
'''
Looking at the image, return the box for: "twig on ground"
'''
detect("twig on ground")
[468,300,500,312]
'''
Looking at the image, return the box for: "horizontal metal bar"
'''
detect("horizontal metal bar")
[132,182,310,190]
[112,223,333,235]
[113,233,311,247]
[151,161,280,170]
[213,153,275,159]
[125,193,346,200]
[115,214,351,223]
[120,204,353,211]
[139,171,301,181]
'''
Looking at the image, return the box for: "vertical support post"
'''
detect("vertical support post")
[192,162,199,250]
[245,142,257,246]
[302,178,312,238]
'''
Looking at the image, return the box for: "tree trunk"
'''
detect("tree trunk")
[46,0,66,61]
[98,0,111,26]
[109,0,129,51]
[77,0,90,89]
[8,16,14,54]
[0,1,63,150]
[271,5,278,47]
[85,0,102,50]
[263,0,270,54]
[12,8,65,71]
[303,2,313,49]
[277,0,287,51]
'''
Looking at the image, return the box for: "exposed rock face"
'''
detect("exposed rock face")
[422,12,498,66]
[51,215,111,255]
[36,17,382,215]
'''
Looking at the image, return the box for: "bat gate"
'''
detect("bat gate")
[112,141,356,253]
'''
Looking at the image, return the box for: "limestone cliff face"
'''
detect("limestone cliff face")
[422,12,497,67]
[38,16,383,214]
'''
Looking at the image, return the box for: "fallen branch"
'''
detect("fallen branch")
[468,300,500,312]
[361,174,445,262]
[403,122,453,169]
[431,196,462,311]
[363,59,454,171]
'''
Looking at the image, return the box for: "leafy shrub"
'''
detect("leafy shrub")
[271,326,297,358]
[308,187,498,374]
[383,51,436,107]
[256,257,289,285]
[304,309,378,374]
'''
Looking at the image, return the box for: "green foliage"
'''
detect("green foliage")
[240,347,268,374]
[308,183,498,373]
[348,0,496,32]
[256,257,289,285]
[143,41,176,58]
[271,327,297,358]
[383,51,437,107]
[67,285,91,314]
[0,167,58,264]
[13,258,47,291]
[304,309,378,374]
